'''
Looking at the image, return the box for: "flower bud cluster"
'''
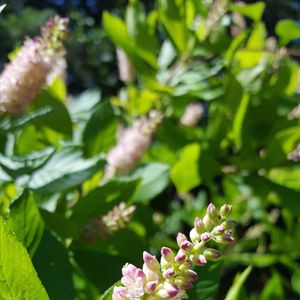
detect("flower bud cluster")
[0,16,68,116]
[180,102,204,127]
[105,110,163,178]
[82,202,136,244]
[116,48,136,83]
[113,203,236,300]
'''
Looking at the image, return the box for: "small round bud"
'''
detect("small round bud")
[143,251,160,271]
[177,232,188,248]
[204,248,222,260]
[189,227,201,243]
[207,203,219,225]
[201,232,211,242]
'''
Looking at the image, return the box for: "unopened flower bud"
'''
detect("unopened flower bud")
[216,225,225,234]
[180,240,193,251]
[207,203,219,224]
[201,232,211,242]
[223,220,237,230]
[203,215,212,229]
[176,232,188,248]
[194,217,206,233]
[192,254,207,266]
[163,268,175,279]
[204,248,222,260]
[189,227,201,243]
[175,249,186,263]
[143,252,160,272]
[182,269,198,281]
[161,247,175,262]
[145,281,157,293]
[220,204,232,219]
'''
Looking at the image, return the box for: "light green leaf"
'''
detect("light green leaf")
[158,0,189,53]
[171,143,201,193]
[268,166,300,192]
[29,147,105,194]
[231,93,249,150]
[132,163,170,204]
[103,12,156,75]
[229,2,265,22]
[276,19,300,46]
[0,217,49,300]
[7,191,44,257]
[224,266,252,300]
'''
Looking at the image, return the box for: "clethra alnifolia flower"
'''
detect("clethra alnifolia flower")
[105,110,163,178]
[82,202,136,244]
[180,102,204,127]
[112,203,236,300]
[0,16,68,116]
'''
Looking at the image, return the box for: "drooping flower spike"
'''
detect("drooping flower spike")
[104,110,163,178]
[112,203,236,300]
[0,16,68,116]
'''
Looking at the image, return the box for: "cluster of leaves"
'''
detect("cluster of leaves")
[1,1,300,299]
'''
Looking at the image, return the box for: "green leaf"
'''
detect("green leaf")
[187,262,223,300]
[103,12,156,75]
[34,87,72,137]
[0,107,53,133]
[276,19,300,46]
[132,163,170,204]
[101,284,115,300]
[71,177,140,227]
[82,102,117,156]
[158,0,189,53]
[7,191,44,257]
[0,217,49,300]
[231,93,250,149]
[224,266,252,300]
[261,272,284,300]
[29,147,105,194]
[126,1,158,69]
[229,2,265,22]
[33,230,75,300]
[267,166,300,192]
[291,269,300,295]
[171,143,201,193]
[68,89,101,123]
[0,147,55,178]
